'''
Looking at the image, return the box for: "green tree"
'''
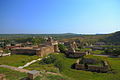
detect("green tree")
[58,44,67,53]
[32,38,45,45]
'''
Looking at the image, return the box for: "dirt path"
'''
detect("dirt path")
[46,72,62,76]
[18,58,42,69]
[0,65,30,73]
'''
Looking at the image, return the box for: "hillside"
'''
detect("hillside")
[0,33,81,40]
[101,31,120,44]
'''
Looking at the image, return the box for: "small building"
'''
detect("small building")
[28,70,39,80]
[0,74,6,80]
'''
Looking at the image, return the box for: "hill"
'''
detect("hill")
[101,31,120,44]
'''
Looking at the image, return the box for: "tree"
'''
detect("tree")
[31,38,45,45]
[58,44,67,53]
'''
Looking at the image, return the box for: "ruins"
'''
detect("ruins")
[27,70,39,80]
[74,57,111,73]
[64,41,90,58]
[11,37,59,57]
[0,74,6,80]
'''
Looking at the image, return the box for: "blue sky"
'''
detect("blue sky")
[0,0,120,34]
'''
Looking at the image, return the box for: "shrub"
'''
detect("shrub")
[105,48,120,56]
[39,54,65,72]
[58,44,67,52]
[54,59,65,72]
[39,54,57,64]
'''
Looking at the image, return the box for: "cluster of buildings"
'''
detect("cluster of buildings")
[63,41,91,58]
[11,37,59,57]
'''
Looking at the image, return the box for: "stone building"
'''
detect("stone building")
[75,58,110,72]
[0,74,6,80]
[27,70,39,80]
[11,37,59,57]
[64,41,90,58]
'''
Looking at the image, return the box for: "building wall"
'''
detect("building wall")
[12,49,36,55]
[12,43,59,57]
[36,46,55,57]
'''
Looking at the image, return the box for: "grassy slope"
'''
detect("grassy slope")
[24,54,120,80]
[0,54,39,67]
[0,67,27,80]
[0,67,67,80]
[25,62,59,73]
[2,54,120,80]
[61,55,120,80]
[26,54,120,80]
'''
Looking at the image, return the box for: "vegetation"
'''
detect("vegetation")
[0,67,68,80]
[1,31,120,80]
[26,53,120,80]
[79,55,107,66]
[31,37,45,45]
[40,54,57,64]
[105,48,120,56]
[58,44,67,52]
[101,31,120,44]
[39,54,66,72]
[91,50,104,54]
[3,49,11,53]
[0,54,39,67]
[35,74,69,80]
[0,67,27,80]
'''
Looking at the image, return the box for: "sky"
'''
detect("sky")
[0,0,120,34]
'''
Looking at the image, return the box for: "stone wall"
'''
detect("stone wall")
[36,46,55,57]
[0,74,6,80]
[75,60,110,72]
[11,49,36,55]
[65,51,86,58]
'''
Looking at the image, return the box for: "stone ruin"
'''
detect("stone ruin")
[27,70,39,80]
[64,41,90,58]
[20,70,40,80]
[74,57,111,73]
[11,37,60,57]
[0,74,6,80]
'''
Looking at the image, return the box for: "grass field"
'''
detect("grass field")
[0,67,27,80]
[1,54,120,80]
[25,62,59,73]
[26,53,120,80]
[0,54,39,67]
[91,50,104,54]
[0,67,67,80]
[61,54,120,80]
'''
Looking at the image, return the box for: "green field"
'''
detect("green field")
[0,67,67,80]
[0,54,39,67]
[1,54,120,80]
[62,55,120,80]
[26,53,120,80]
[0,67,27,80]
[25,62,60,73]
[91,50,104,54]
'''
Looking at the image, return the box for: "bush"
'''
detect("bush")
[54,59,65,72]
[40,54,65,72]
[58,44,67,52]
[105,48,120,56]
[39,54,57,64]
